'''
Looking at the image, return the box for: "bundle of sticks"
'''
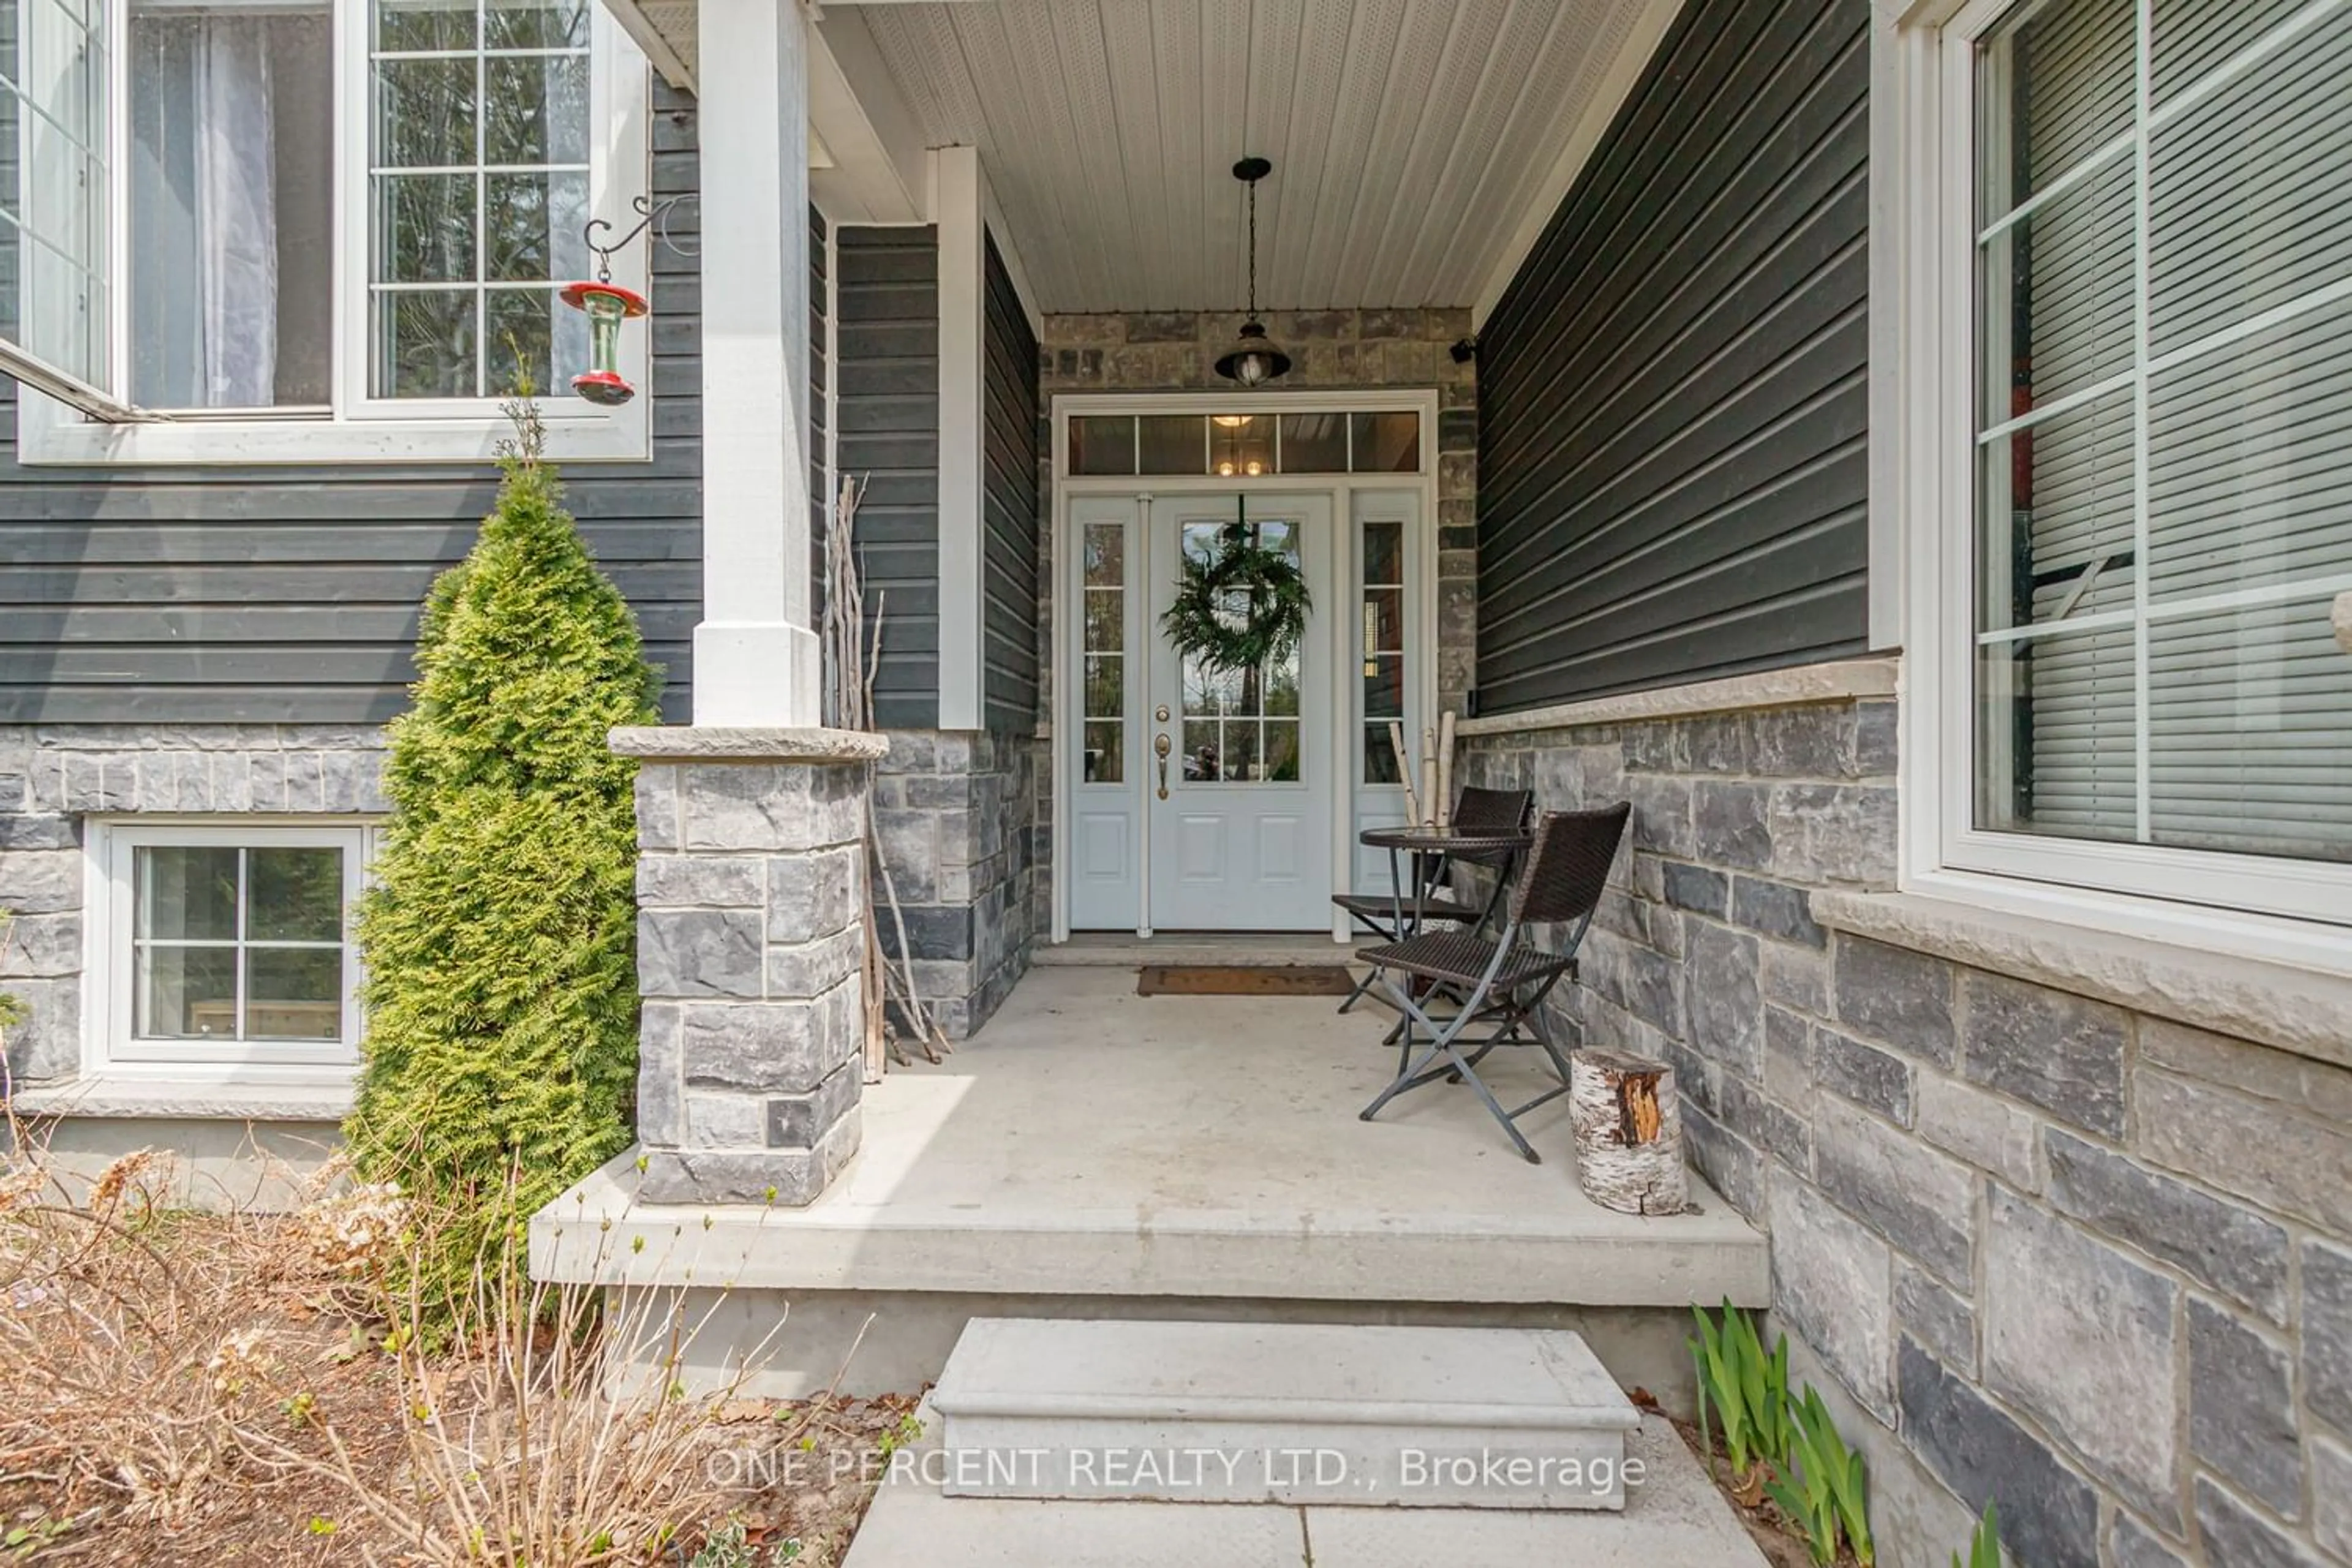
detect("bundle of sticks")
[1385,712,1458,829]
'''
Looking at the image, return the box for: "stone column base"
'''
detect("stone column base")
[614,726,889,1207]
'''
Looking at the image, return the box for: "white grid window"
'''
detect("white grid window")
[1966,0,2352,895]
[98,823,368,1071]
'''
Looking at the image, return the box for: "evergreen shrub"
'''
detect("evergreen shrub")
[345,404,660,1326]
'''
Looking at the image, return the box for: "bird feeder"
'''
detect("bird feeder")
[557,279,648,405]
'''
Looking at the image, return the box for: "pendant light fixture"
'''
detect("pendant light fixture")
[1215,157,1292,387]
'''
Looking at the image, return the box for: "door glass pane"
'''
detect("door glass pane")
[127,0,333,409]
[1173,519,1305,785]
[1209,415,1273,477]
[1068,415,1135,475]
[1278,412,1347,472]
[1137,414,1204,473]
[1349,412,1420,472]
[1079,519,1125,783]
[1360,519,1408,785]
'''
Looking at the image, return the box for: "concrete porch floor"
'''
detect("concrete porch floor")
[534,967,1765,1398]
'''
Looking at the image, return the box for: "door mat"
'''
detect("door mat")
[1136,965,1358,997]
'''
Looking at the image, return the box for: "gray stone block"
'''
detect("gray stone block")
[1897,1338,2100,1568]
[680,762,863,853]
[0,771,21,812]
[764,926,866,1002]
[1959,973,2127,1138]
[1676,714,1749,774]
[1812,1025,1914,1125]
[1760,941,1831,1017]
[59,754,130,813]
[637,1115,862,1206]
[1678,1101,1761,1219]
[1730,875,1825,947]
[683,1091,770,1148]
[2188,1298,2301,1517]
[2140,1018,2352,1125]
[1744,706,1855,779]
[1718,1074,1811,1172]
[1916,1072,2041,1192]
[2305,1240,2352,1435]
[2,974,80,1081]
[0,814,79,851]
[1833,935,1956,1067]
[0,850,81,915]
[1893,1256,1975,1376]
[2194,1477,2324,1568]
[2310,1435,2352,1566]
[2043,1129,2288,1321]
[1684,920,1762,1079]
[1,912,81,979]
[1766,783,1897,886]
[1578,927,1681,1038]
[1854,701,1899,777]
[1813,1098,1976,1284]
[764,1056,861,1149]
[635,766,682,850]
[2139,1068,2352,1234]
[279,752,325,812]
[766,845,862,944]
[1625,774,1695,858]
[1982,1191,2179,1518]
[1768,1178,1892,1418]
[637,909,764,999]
[1764,1007,1812,1101]
[638,854,766,908]
[635,1008,684,1148]
[1691,780,1772,870]
[676,993,845,1093]
[2110,1513,2193,1568]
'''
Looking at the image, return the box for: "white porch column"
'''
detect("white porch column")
[693,0,818,726]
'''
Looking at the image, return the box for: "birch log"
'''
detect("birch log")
[1570,1049,1688,1215]
[1434,710,1457,829]
[1389,720,1422,827]
[1420,729,1439,830]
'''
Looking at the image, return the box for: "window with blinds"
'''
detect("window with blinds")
[1972,0,2352,866]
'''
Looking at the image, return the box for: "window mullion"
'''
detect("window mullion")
[233,847,251,1041]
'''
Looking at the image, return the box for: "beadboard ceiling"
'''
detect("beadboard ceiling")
[853,0,1659,314]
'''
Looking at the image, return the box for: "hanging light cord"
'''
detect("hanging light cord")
[1246,175,1260,318]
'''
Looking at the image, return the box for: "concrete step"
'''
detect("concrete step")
[925,1318,1641,1509]
[842,1409,1770,1568]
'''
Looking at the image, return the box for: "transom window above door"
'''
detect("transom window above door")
[2,0,650,462]
[1068,410,1423,477]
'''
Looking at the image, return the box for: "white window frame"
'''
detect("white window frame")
[85,820,375,1079]
[1885,0,2352,974]
[15,0,651,466]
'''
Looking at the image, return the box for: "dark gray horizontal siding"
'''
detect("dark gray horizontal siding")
[811,205,831,619]
[1474,0,1871,715]
[981,230,1040,734]
[0,81,707,726]
[837,225,941,730]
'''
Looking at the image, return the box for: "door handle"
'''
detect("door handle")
[1155,733,1172,799]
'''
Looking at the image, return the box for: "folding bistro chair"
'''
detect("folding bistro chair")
[1355,803,1632,1162]
[1330,785,1533,1014]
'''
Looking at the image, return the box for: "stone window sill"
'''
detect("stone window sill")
[5,1076,355,1122]
[1812,889,2352,1071]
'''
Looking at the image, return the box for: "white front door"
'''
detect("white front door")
[1143,494,1334,931]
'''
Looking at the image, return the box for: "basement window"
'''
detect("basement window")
[93,823,370,1072]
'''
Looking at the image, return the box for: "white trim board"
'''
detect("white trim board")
[933,145,987,733]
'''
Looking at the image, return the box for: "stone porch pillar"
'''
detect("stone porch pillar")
[615,728,888,1205]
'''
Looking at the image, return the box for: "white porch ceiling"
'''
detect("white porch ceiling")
[853,0,1661,315]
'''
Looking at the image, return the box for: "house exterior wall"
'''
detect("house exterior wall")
[1474,0,1870,713]
[0,723,388,1088]
[1458,698,2347,1568]
[0,81,709,728]
[835,225,943,732]
[981,232,1042,736]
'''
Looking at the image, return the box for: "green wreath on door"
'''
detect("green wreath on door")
[1159,518,1312,675]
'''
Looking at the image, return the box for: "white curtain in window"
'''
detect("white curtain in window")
[130,15,279,408]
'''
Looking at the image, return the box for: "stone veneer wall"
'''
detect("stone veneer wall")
[869,728,1042,1039]
[0,725,389,1087]
[1461,686,2352,1568]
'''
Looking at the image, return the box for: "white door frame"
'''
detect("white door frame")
[1047,389,1443,943]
